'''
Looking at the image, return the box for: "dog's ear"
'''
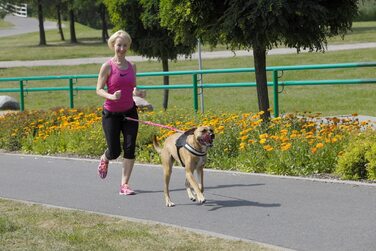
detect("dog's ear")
[184,127,196,135]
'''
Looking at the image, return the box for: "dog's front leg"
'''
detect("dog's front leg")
[185,164,205,204]
[196,165,204,193]
[185,179,196,201]
[162,157,175,207]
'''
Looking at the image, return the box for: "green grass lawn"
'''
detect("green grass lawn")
[0,198,273,251]
[1,47,376,116]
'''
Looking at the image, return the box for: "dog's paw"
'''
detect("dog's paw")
[188,193,196,201]
[186,188,196,201]
[165,200,175,207]
[197,195,206,204]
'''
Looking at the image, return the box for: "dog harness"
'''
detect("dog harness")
[175,129,206,167]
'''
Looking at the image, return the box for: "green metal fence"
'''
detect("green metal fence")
[1,62,375,117]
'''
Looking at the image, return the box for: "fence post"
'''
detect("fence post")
[272,70,279,117]
[69,78,74,108]
[19,80,25,111]
[192,74,198,113]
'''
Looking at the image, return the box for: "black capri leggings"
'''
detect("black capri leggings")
[102,105,139,160]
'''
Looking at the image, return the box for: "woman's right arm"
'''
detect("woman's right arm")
[96,63,120,101]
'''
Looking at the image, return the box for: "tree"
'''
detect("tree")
[105,0,196,110]
[18,0,48,45]
[74,0,110,42]
[55,0,65,41]
[160,0,359,120]
[36,0,46,45]
[98,2,110,42]
[67,0,77,43]
[44,0,66,41]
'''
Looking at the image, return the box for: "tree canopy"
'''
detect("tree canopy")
[160,0,359,118]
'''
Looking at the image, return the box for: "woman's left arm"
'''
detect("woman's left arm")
[132,63,146,98]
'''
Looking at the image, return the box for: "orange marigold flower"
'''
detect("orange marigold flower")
[259,133,268,139]
[316,143,324,148]
[263,145,274,151]
[240,135,248,141]
[248,139,255,144]
[281,143,292,151]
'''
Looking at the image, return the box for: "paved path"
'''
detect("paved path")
[1,152,375,251]
[0,14,59,37]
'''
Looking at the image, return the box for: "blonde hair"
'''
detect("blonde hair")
[107,30,132,50]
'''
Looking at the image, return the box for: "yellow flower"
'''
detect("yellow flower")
[331,137,338,143]
[316,143,324,149]
[259,133,269,139]
[240,135,248,141]
[270,135,282,141]
[271,117,281,122]
[239,142,246,150]
[248,139,255,144]
[290,133,298,139]
[280,129,288,135]
[311,147,317,154]
[259,139,267,144]
[263,145,274,151]
[281,143,292,151]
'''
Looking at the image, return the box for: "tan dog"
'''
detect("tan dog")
[153,126,215,207]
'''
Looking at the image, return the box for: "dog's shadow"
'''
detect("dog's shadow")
[136,183,264,195]
[138,183,281,210]
[204,195,281,211]
[202,183,281,211]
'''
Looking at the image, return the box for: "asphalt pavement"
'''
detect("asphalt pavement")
[1,152,375,251]
[1,14,58,37]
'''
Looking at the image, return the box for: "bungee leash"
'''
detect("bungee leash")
[125,117,184,133]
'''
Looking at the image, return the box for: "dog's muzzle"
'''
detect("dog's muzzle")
[199,132,215,147]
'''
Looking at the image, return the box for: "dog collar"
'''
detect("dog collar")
[184,143,207,157]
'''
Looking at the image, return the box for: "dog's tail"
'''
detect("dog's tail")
[152,135,162,154]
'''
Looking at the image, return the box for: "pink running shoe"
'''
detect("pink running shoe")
[98,158,109,179]
[119,184,135,195]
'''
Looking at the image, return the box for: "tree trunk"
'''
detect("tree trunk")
[69,9,77,43]
[99,3,109,43]
[162,58,169,110]
[57,4,65,41]
[37,0,46,46]
[253,45,271,121]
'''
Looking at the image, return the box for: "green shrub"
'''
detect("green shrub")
[335,131,376,180]
[365,144,376,180]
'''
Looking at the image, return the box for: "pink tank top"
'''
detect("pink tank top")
[104,59,136,112]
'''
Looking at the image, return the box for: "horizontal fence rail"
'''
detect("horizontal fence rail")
[1,62,376,117]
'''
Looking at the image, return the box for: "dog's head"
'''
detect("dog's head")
[195,126,215,147]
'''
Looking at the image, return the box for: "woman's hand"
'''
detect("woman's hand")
[111,90,122,100]
[133,89,146,98]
